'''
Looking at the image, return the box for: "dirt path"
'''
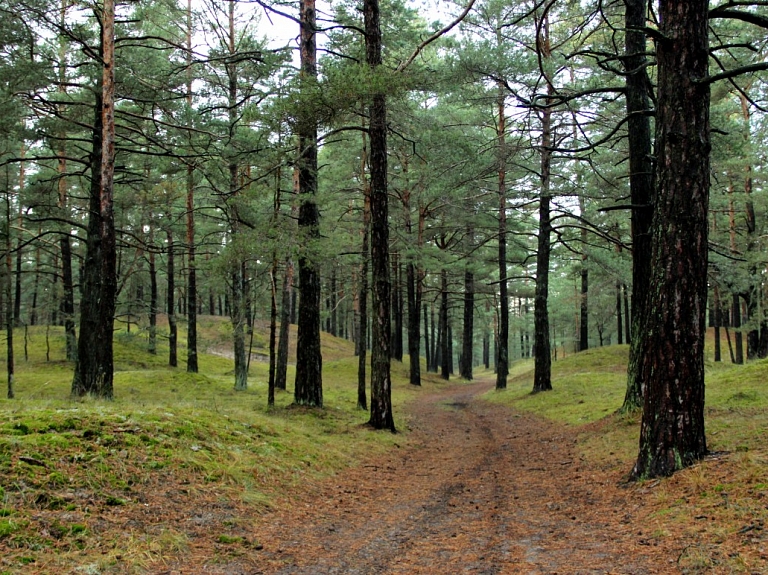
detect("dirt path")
[245,380,679,574]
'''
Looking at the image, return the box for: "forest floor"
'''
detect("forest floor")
[156,378,683,574]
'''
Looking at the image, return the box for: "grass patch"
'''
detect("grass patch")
[0,320,447,572]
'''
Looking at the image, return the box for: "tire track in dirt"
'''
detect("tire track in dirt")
[250,380,678,574]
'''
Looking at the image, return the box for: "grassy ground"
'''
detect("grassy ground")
[0,318,449,574]
[2,321,767,572]
[486,336,768,573]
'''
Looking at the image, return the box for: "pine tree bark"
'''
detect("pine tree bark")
[440,268,450,381]
[71,0,117,399]
[268,263,277,406]
[6,197,14,399]
[365,0,394,431]
[622,0,656,412]
[633,0,709,479]
[357,143,370,409]
[166,229,177,367]
[232,264,248,391]
[148,236,157,355]
[275,259,293,391]
[616,281,623,345]
[423,301,431,374]
[532,15,553,393]
[459,269,474,380]
[294,0,323,407]
[391,254,403,361]
[496,83,509,390]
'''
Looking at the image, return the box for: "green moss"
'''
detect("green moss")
[0,518,24,538]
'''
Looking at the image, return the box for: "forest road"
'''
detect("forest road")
[253,379,678,574]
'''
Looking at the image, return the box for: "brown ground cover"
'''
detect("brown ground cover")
[157,379,680,574]
[10,377,765,574]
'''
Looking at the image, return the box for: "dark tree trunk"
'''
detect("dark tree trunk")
[434,306,442,372]
[496,83,509,390]
[72,1,117,399]
[579,191,589,351]
[460,269,474,380]
[167,230,177,367]
[186,162,198,373]
[633,0,709,479]
[6,199,14,398]
[622,0,656,412]
[232,265,247,391]
[391,254,403,361]
[357,167,370,410]
[185,2,198,374]
[423,302,431,374]
[268,264,277,406]
[440,269,449,381]
[623,283,631,344]
[430,304,437,372]
[148,241,157,355]
[365,0,394,431]
[407,262,421,385]
[579,264,588,351]
[330,267,337,337]
[294,0,323,407]
[732,295,743,364]
[713,286,721,362]
[276,259,293,391]
[533,20,553,393]
[616,281,623,345]
[61,235,76,360]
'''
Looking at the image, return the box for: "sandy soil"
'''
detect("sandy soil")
[171,379,681,574]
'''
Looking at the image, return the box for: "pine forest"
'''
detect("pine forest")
[0,1,767,572]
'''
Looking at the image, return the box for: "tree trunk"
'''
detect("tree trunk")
[713,285,721,362]
[72,0,117,399]
[532,15,553,393]
[440,269,450,381]
[496,82,509,390]
[623,283,631,344]
[232,265,247,391]
[268,263,277,406]
[185,0,198,374]
[616,281,623,345]
[579,262,588,351]
[460,269,474,380]
[406,261,421,385]
[148,237,157,355]
[294,0,323,407]
[330,267,337,337]
[633,0,709,479]
[622,0,656,412]
[357,148,370,409]
[579,191,589,351]
[365,0,394,431]
[276,259,293,391]
[423,301,431,374]
[391,254,403,361]
[13,145,24,327]
[732,294,743,364]
[6,197,14,399]
[186,162,198,373]
[167,229,177,367]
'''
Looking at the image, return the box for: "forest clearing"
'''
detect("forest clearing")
[0,321,766,574]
